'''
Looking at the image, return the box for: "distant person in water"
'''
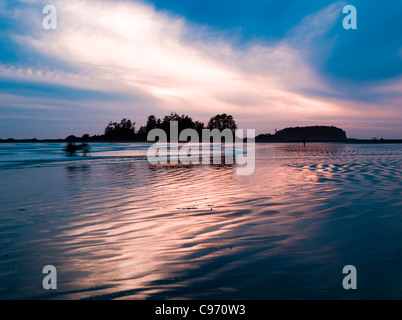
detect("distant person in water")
[65,142,76,157]
[303,138,306,147]
[82,143,90,156]
[65,142,90,157]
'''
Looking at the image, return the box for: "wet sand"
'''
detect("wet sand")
[1,143,402,299]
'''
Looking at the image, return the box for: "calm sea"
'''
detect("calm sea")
[0,142,401,299]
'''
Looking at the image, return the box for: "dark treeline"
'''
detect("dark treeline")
[65,113,237,142]
[275,126,347,141]
[3,120,402,143]
[254,125,348,142]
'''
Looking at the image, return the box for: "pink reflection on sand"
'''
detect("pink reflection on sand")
[51,145,345,299]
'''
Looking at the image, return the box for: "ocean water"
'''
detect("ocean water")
[0,142,401,299]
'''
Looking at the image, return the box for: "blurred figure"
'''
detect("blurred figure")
[82,143,90,156]
[65,142,76,157]
[65,142,90,156]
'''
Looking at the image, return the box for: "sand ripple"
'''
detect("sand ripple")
[1,143,402,299]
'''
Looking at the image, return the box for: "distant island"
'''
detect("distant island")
[0,113,237,143]
[255,126,347,142]
[1,113,401,143]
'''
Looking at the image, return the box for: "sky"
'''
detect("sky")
[0,0,401,139]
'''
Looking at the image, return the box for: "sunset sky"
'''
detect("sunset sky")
[0,0,401,139]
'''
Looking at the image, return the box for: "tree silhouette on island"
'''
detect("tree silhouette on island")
[3,113,401,143]
[85,114,346,142]
[254,126,347,142]
[104,118,137,141]
[76,113,238,142]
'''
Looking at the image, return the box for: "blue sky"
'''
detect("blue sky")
[0,0,401,139]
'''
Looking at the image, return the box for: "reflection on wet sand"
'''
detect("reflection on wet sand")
[1,143,402,299]
[66,165,91,177]
[276,144,345,155]
[38,146,347,298]
[56,163,243,299]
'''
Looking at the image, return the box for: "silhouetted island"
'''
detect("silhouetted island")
[1,116,402,143]
[279,126,346,142]
[254,126,347,142]
[254,126,401,143]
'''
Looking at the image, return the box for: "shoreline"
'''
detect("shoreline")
[1,139,402,144]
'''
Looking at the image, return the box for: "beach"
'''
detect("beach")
[1,142,402,299]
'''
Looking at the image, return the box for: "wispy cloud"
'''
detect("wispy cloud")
[0,0,401,138]
[15,1,340,113]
